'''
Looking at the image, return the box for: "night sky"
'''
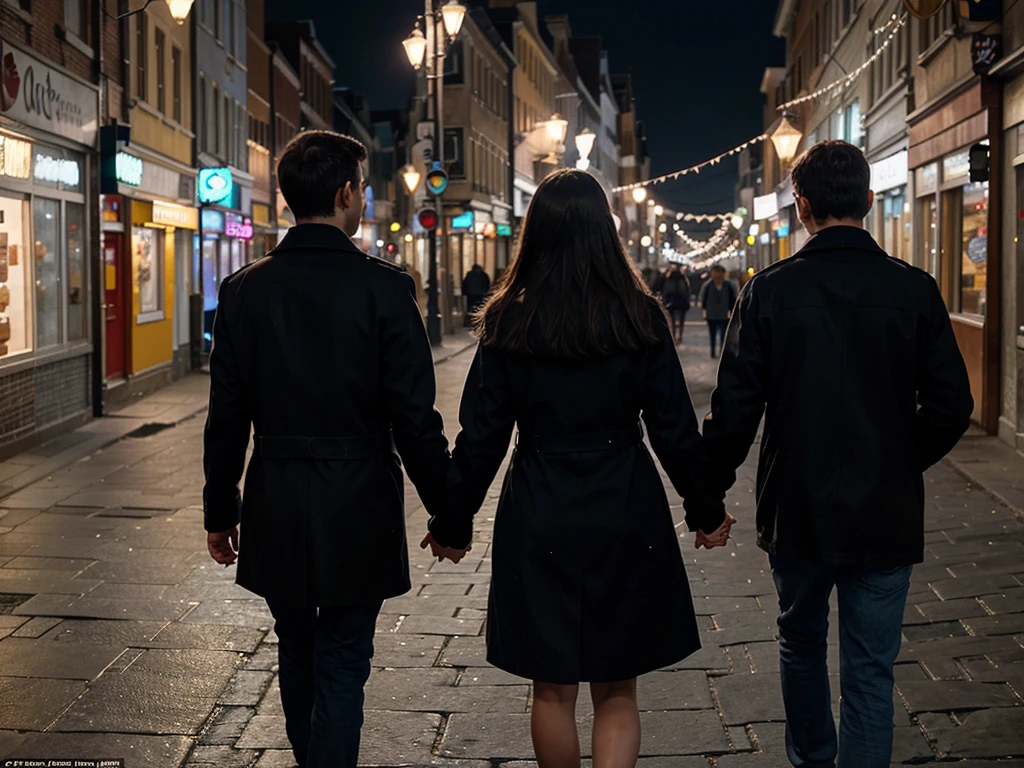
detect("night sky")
[264,0,785,214]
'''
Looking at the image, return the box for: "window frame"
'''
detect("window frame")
[155,27,166,115]
[135,16,148,101]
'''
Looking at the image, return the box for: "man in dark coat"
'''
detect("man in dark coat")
[703,141,973,767]
[462,263,491,324]
[203,131,452,768]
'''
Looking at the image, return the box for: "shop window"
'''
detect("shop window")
[135,16,148,101]
[846,100,862,148]
[134,226,164,321]
[959,182,988,316]
[445,128,465,180]
[66,202,86,342]
[34,198,60,349]
[172,47,183,124]
[878,191,909,262]
[0,195,30,359]
[916,196,937,276]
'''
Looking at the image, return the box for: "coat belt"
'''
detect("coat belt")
[515,424,643,455]
[256,432,395,460]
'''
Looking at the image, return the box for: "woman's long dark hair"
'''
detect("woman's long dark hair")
[476,169,662,358]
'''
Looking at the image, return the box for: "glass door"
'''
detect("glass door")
[0,194,31,359]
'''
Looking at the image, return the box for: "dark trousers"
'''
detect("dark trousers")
[707,318,728,356]
[770,555,911,768]
[669,308,687,341]
[267,597,383,768]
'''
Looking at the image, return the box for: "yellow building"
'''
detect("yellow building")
[101,1,197,402]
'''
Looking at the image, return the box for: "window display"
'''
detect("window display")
[66,202,86,341]
[0,195,29,358]
[134,226,163,318]
[960,182,988,316]
[34,198,60,348]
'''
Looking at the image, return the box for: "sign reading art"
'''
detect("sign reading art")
[0,38,99,147]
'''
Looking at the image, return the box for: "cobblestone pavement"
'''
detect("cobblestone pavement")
[0,323,1022,767]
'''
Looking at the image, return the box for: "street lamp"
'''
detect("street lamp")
[102,0,194,22]
[632,187,648,204]
[730,214,744,230]
[575,128,596,171]
[653,205,664,217]
[403,29,428,70]
[541,114,569,146]
[400,164,422,195]
[441,1,467,39]
[771,115,803,169]
[640,235,653,248]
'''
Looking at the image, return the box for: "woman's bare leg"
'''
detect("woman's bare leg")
[532,681,581,768]
[590,679,641,768]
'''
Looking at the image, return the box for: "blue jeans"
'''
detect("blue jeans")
[267,598,383,768]
[770,555,912,768]
[707,318,728,355]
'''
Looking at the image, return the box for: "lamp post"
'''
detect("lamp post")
[102,0,194,22]
[631,187,647,263]
[575,128,596,171]
[403,0,466,346]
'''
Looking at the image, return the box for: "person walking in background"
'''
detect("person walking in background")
[203,131,452,768]
[703,140,973,768]
[462,263,491,325]
[699,264,737,358]
[660,263,691,345]
[423,169,735,768]
[407,261,427,318]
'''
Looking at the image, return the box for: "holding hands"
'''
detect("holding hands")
[420,532,472,564]
[694,512,737,550]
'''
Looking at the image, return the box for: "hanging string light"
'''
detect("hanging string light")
[613,134,768,193]
[677,220,732,253]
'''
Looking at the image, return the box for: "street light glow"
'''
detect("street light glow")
[632,187,648,204]
[441,1,467,39]
[654,205,664,216]
[400,164,422,194]
[731,214,744,230]
[658,223,668,233]
[640,235,652,247]
[575,128,596,161]
[164,0,195,23]
[402,29,428,70]
[542,114,569,146]
[771,116,803,167]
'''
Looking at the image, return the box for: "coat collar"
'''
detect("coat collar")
[794,225,888,259]
[272,223,364,256]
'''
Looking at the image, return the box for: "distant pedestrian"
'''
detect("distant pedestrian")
[423,169,734,768]
[203,131,454,768]
[699,264,737,358]
[703,140,974,768]
[660,263,691,345]
[407,261,427,317]
[462,263,491,325]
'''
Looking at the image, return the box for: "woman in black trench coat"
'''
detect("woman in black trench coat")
[425,170,736,768]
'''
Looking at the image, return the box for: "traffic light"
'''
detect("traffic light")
[386,243,397,255]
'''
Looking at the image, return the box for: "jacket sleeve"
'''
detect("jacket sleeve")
[203,282,250,533]
[641,314,726,534]
[698,281,709,307]
[430,342,515,549]
[380,272,451,515]
[702,281,767,497]
[916,283,974,468]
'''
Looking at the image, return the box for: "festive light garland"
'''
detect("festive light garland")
[778,13,907,111]
[677,220,731,253]
[674,212,732,223]
[613,13,909,195]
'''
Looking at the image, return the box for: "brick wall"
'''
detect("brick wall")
[0,355,91,450]
[1,1,96,83]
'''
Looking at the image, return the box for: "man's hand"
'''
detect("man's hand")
[694,513,737,550]
[208,526,239,565]
[420,532,471,564]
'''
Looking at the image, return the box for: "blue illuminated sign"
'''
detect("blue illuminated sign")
[451,212,474,230]
[198,167,233,205]
[201,209,225,233]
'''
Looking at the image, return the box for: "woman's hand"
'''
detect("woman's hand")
[694,512,736,550]
[420,532,472,564]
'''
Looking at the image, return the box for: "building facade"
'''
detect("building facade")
[247,0,275,261]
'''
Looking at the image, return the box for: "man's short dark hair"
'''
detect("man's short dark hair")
[790,140,871,223]
[277,131,367,219]
[711,264,726,274]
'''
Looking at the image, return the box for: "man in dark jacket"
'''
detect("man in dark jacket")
[699,264,737,358]
[203,131,452,768]
[703,141,973,768]
[462,263,491,324]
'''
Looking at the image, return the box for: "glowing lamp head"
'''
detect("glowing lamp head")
[389,221,402,233]
[631,187,648,204]
[404,233,414,243]
[771,116,804,167]
[574,128,596,161]
[640,235,652,248]
[164,0,194,23]
[653,205,664,216]
[658,223,668,233]
[731,214,744,230]
[400,164,422,194]
[441,1,467,40]
[403,29,428,70]
[542,114,569,146]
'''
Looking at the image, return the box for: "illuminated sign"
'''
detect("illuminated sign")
[201,208,225,232]
[152,201,198,229]
[451,212,474,230]
[198,167,233,205]
[34,153,81,188]
[116,152,143,187]
[0,134,31,179]
[225,214,253,240]
[496,224,512,237]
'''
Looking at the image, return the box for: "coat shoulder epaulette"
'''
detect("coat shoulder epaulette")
[363,254,404,274]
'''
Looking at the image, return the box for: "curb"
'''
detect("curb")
[943,454,1024,520]
[432,339,477,366]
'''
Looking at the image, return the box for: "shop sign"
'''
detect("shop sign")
[198,167,233,205]
[971,34,1001,74]
[225,213,253,240]
[116,152,142,187]
[33,152,80,188]
[916,162,938,197]
[0,39,99,147]
[0,133,31,179]
[943,151,971,184]
[252,203,272,228]
[753,192,778,221]
[451,211,474,230]
[152,201,198,230]
[496,224,512,237]
[201,208,225,233]
[870,150,908,193]
[771,214,790,239]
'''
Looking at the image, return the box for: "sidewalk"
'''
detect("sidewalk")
[0,334,1020,766]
